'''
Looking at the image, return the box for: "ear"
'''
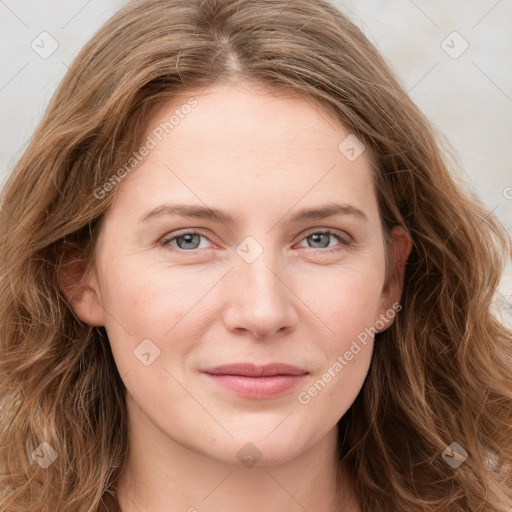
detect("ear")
[376,225,412,331]
[57,246,106,327]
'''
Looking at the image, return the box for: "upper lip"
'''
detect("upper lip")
[203,363,308,377]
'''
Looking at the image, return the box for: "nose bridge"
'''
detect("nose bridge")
[223,234,296,338]
[236,236,285,304]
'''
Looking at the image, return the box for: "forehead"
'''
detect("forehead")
[105,82,378,224]
[145,81,352,150]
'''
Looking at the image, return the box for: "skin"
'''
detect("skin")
[62,80,411,512]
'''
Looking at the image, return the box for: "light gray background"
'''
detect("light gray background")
[0,0,510,321]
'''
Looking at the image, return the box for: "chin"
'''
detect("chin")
[217,434,310,468]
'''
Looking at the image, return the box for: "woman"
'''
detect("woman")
[0,0,511,510]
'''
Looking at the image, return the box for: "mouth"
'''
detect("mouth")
[201,363,309,399]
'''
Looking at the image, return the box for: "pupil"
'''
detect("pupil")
[311,233,329,248]
[179,234,199,249]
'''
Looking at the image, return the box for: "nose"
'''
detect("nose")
[222,246,299,340]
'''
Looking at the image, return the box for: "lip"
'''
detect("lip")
[202,363,309,399]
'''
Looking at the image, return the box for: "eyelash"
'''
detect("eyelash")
[159,229,353,255]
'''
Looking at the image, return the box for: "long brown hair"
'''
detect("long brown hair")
[1,0,511,510]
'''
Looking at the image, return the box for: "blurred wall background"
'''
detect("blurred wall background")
[0,0,510,323]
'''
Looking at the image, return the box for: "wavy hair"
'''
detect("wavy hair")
[1,0,511,510]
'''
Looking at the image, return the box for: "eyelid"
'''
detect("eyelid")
[159,229,215,251]
[297,227,354,244]
[160,227,354,253]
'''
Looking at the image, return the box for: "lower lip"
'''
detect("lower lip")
[203,373,307,398]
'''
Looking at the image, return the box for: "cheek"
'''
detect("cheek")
[294,269,380,420]
[302,260,385,346]
[97,258,229,380]
[98,237,386,374]
[101,257,199,327]
[96,264,190,369]
[296,344,373,436]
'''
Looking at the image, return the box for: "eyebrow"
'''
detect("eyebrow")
[138,201,368,225]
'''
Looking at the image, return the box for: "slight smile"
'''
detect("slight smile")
[202,363,309,399]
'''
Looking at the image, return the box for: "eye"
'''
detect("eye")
[160,230,213,253]
[160,228,353,255]
[296,230,353,253]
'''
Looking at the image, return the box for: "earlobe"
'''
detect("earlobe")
[58,254,106,327]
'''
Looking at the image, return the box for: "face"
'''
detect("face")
[68,81,410,466]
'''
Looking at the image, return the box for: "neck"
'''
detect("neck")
[116,394,360,512]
